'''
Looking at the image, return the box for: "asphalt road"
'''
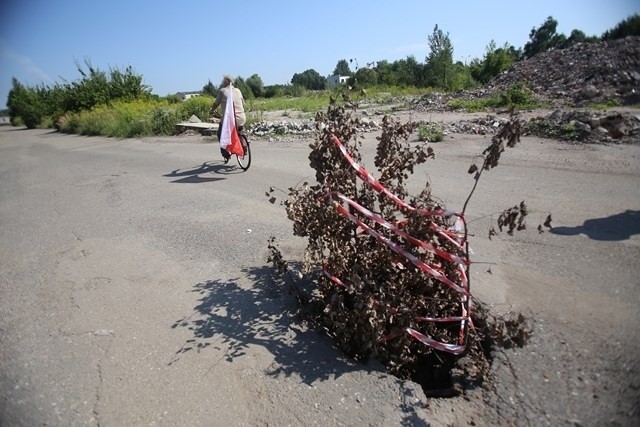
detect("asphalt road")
[0,128,431,426]
[1,124,639,426]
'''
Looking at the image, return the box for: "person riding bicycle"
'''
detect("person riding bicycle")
[209,75,246,163]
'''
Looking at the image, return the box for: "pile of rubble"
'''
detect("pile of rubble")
[436,112,640,143]
[250,120,313,136]
[248,111,639,143]
[441,115,508,135]
[485,36,640,107]
[249,119,380,137]
[434,111,640,143]
[407,36,640,142]
[246,38,640,143]
[411,37,640,111]
[413,92,462,112]
[524,109,640,142]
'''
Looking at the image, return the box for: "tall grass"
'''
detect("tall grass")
[449,84,549,112]
[245,86,433,119]
[53,85,437,138]
[56,97,215,138]
[247,94,331,114]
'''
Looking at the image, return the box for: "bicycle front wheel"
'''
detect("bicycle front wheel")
[236,134,251,170]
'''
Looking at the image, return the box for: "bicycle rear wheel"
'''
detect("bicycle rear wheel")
[236,134,251,170]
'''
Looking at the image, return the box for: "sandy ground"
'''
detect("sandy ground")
[1,107,639,426]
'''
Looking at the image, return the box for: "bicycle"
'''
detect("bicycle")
[211,112,252,171]
[235,129,252,171]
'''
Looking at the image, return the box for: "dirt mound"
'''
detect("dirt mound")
[410,37,640,143]
[486,36,640,107]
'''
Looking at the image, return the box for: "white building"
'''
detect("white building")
[326,75,350,88]
[178,91,201,101]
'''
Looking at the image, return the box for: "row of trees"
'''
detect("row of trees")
[282,13,639,92]
[7,60,151,128]
[6,14,639,128]
[194,13,637,98]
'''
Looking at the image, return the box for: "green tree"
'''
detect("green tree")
[263,84,286,98]
[373,60,396,86]
[393,56,424,87]
[332,59,352,76]
[425,25,455,89]
[60,60,147,112]
[602,13,640,40]
[41,83,66,120]
[522,16,567,59]
[470,40,519,84]
[202,80,216,97]
[450,61,476,90]
[561,29,599,48]
[108,65,150,101]
[165,93,183,104]
[7,78,45,128]
[62,59,110,112]
[246,74,264,98]
[7,78,27,125]
[291,69,326,90]
[350,67,378,87]
[233,76,254,99]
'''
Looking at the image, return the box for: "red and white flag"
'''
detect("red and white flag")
[219,84,244,156]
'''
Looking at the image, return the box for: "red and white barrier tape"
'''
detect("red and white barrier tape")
[333,203,469,296]
[329,191,468,267]
[406,328,466,355]
[330,134,460,218]
[320,133,471,353]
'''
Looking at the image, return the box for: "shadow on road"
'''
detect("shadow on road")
[163,161,246,183]
[170,265,366,385]
[1,126,30,131]
[551,209,640,241]
[168,175,225,184]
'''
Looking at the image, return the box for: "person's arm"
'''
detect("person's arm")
[210,89,224,116]
[210,100,220,116]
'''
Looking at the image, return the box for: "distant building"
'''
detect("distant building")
[178,91,201,101]
[326,75,350,88]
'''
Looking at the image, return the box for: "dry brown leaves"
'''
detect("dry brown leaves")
[267,101,532,394]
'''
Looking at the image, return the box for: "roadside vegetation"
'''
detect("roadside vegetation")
[417,122,444,142]
[5,14,638,137]
[448,83,549,112]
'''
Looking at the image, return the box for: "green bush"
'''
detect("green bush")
[449,84,547,112]
[107,100,154,138]
[38,116,55,129]
[57,100,154,138]
[54,99,185,137]
[176,96,212,122]
[417,122,444,142]
[7,62,151,129]
[10,116,24,127]
[150,106,179,135]
[125,117,151,138]
[449,97,502,112]
[56,113,80,133]
[501,84,533,106]
[84,105,114,137]
[526,118,581,141]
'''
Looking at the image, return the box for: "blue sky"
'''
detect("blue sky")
[1,0,638,108]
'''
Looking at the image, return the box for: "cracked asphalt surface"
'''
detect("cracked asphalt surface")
[1,115,639,426]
